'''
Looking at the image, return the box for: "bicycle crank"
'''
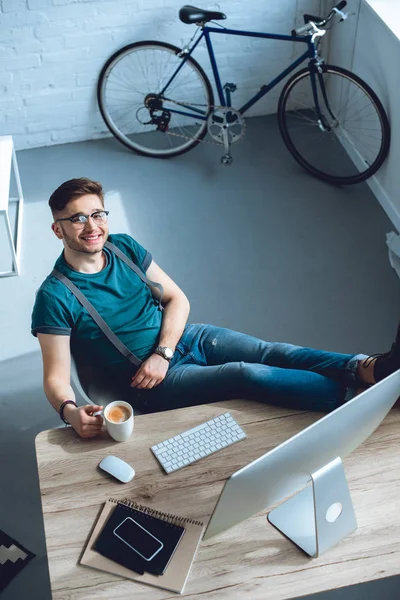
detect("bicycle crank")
[207,107,245,166]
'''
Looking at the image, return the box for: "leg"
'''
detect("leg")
[135,360,346,413]
[180,324,365,388]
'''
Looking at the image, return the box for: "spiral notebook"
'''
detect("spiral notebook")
[94,502,185,575]
[80,498,204,594]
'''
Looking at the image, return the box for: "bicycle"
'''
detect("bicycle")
[97,2,390,185]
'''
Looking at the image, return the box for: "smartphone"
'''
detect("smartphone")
[113,517,164,561]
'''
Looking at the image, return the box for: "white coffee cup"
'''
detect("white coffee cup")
[103,401,134,442]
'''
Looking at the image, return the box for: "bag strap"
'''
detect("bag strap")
[50,242,165,368]
[105,241,164,310]
[50,269,143,368]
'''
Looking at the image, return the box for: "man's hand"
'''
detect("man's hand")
[63,404,104,438]
[130,353,169,389]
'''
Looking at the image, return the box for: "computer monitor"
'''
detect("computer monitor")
[204,369,400,557]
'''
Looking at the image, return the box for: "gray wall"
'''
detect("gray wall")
[324,0,400,229]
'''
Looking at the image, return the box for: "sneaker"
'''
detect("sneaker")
[364,322,400,382]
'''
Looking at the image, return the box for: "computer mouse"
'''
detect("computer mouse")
[99,455,135,483]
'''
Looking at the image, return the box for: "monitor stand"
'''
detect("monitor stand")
[267,456,357,557]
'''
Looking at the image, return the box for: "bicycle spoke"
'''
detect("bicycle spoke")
[338,92,369,119]
[280,67,388,183]
[288,110,320,126]
[342,103,380,124]
[344,126,381,141]
[107,76,144,96]
[335,84,361,119]
[160,53,181,91]
[99,42,211,156]
[338,128,377,160]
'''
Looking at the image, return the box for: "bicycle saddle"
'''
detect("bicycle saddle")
[179,5,227,24]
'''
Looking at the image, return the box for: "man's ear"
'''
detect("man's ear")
[51,222,63,240]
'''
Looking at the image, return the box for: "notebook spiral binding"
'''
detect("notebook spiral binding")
[110,498,204,527]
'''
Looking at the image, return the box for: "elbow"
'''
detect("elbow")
[183,292,190,314]
[164,290,190,314]
[44,376,70,395]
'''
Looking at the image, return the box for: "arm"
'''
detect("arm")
[130,260,190,390]
[149,260,190,350]
[37,333,104,438]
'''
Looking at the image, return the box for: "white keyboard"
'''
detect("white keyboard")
[151,412,246,474]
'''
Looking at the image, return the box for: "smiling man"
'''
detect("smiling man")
[31,178,400,439]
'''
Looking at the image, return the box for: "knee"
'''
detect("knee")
[231,361,266,391]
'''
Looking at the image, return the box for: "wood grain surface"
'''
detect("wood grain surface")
[35,400,400,600]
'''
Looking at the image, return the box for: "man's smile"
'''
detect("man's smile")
[80,233,103,243]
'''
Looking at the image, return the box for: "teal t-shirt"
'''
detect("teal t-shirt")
[31,233,163,377]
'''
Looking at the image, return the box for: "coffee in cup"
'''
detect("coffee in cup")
[107,404,131,424]
[104,401,134,442]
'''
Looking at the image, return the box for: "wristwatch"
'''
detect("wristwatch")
[154,346,174,362]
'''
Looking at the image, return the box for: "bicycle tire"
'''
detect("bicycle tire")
[277,64,390,185]
[97,41,214,158]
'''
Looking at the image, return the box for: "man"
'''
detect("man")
[32,178,400,439]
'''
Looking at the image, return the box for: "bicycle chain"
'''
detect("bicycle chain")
[161,97,246,145]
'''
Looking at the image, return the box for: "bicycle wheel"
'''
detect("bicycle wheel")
[97,41,214,158]
[278,64,390,185]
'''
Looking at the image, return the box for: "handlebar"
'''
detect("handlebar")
[292,1,348,37]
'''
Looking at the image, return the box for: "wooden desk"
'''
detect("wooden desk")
[35,400,400,600]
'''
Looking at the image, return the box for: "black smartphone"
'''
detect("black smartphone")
[113,517,164,561]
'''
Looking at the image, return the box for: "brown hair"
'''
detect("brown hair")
[49,178,104,215]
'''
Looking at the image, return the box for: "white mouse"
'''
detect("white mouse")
[99,455,135,483]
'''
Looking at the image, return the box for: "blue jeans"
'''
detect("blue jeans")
[130,324,366,414]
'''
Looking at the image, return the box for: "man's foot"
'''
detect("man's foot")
[363,322,400,383]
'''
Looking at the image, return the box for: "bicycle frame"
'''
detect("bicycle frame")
[160,25,321,120]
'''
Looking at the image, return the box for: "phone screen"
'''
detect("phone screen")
[113,517,164,561]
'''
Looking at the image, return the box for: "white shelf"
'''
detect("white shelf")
[0,136,24,277]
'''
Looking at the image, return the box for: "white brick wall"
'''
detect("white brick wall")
[1,0,324,149]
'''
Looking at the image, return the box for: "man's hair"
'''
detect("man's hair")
[49,178,104,215]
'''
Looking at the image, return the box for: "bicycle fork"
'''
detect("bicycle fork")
[310,65,338,132]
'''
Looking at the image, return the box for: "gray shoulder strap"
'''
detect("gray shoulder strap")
[105,241,163,309]
[50,269,142,368]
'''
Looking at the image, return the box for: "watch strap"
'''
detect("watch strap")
[154,346,174,362]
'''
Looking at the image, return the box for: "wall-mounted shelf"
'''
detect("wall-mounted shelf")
[0,136,24,277]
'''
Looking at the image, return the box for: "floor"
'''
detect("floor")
[1,115,400,599]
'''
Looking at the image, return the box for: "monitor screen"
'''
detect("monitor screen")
[204,368,400,553]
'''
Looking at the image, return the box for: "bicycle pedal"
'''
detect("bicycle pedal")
[220,154,233,166]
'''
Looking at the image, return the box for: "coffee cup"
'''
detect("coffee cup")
[103,401,134,442]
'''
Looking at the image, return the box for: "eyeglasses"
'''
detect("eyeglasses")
[55,210,109,229]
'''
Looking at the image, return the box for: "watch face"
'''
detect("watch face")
[164,347,174,359]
